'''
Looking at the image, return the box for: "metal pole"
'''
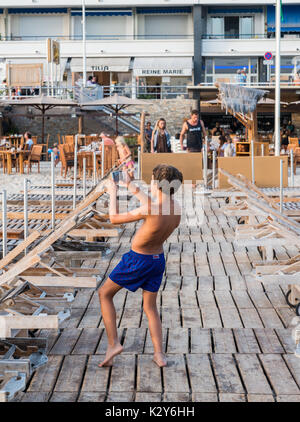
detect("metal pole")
[83,157,87,198]
[203,140,208,189]
[101,138,105,179]
[275,0,281,156]
[73,134,78,210]
[261,143,264,156]
[280,159,283,213]
[93,151,97,187]
[212,150,216,189]
[51,151,55,230]
[137,146,141,180]
[2,189,7,258]
[291,149,294,187]
[82,0,87,88]
[251,140,255,184]
[24,179,28,254]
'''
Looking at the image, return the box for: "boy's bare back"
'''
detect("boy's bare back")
[131,199,181,255]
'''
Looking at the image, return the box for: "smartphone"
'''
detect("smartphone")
[112,171,124,183]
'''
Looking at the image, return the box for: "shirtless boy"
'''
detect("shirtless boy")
[98,164,183,368]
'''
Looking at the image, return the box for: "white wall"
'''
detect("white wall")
[10,15,65,38]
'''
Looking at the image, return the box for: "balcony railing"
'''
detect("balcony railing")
[202,33,300,39]
[0,34,194,41]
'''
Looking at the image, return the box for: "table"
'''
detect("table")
[0,150,26,175]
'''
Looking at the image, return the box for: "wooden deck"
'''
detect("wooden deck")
[13,194,300,402]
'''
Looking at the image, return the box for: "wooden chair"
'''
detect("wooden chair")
[59,144,74,178]
[24,144,43,173]
[289,137,299,146]
[32,136,38,145]
[65,135,75,145]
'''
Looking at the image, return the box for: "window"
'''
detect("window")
[209,15,254,39]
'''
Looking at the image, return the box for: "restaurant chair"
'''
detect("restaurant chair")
[24,144,43,174]
[288,137,299,146]
[59,144,75,178]
[65,135,75,145]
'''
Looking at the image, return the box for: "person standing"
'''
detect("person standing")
[151,118,171,153]
[145,121,153,153]
[180,110,206,152]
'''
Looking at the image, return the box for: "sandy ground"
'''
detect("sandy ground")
[0,161,300,196]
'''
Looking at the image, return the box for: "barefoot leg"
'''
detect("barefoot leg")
[98,278,124,367]
[143,290,167,368]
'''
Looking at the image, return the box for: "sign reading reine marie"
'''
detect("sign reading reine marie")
[134,69,192,76]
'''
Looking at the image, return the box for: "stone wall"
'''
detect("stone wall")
[3,98,195,145]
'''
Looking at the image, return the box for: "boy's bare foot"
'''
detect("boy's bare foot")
[153,352,167,368]
[98,343,123,367]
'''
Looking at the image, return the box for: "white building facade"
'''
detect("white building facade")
[0,0,300,95]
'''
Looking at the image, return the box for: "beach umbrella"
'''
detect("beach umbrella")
[80,93,151,135]
[0,95,78,143]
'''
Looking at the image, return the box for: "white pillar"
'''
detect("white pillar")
[82,0,87,88]
[275,0,281,156]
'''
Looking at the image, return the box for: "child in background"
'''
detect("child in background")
[115,136,135,180]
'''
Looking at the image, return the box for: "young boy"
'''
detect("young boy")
[98,164,183,368]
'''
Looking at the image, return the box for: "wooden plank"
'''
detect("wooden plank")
[167,328,189,354]
[54,355,87,392]
[211,354,244,394]
[235,354,272,394]
[161,307,181,329]
[50,328,82,355]
[50,392,78,402]
[259,354,300,395]
[231,290,254,309]
[163,354,189,393]
[192,393,218,402]
[191,328,212,354]
[109,354,136,392]
[276,395,300,402]
[21,392,50,402]
[187,354,217,393]
[81,355,110,392]
[219,393,246,402]
[257,308,285,329]
[136,355,162,393]
[122,328,146,354]
[78,308,102,329]
[238,308,264,328]
[78,392,106,402]
[182,308,202,327]
[254,329,285,354]
[247,394,275,402]
[283,354,300,388]
[201,306,223,328]
[213,329,237,353]
[72,328,102,355]
[163,392,190,401]
[28,355,63,392]
[219,307,244,329]
[106,392,134,402]
[233,329,261,354]
[275,328,295,353]
[135,393,162,402]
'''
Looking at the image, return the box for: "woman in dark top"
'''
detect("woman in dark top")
[151,118,171,153]
[281,129,289,152]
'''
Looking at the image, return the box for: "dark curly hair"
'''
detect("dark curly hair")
[152,164,183,195]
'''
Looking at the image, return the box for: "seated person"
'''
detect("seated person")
[211,122,224,137]
[115,136,135,180]
[24,132,34,151]
[218,135,227,157]
[48,143,60,166]
[286,120,295,135]
[100,132,115,146]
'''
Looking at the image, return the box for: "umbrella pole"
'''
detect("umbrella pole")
[41,108,45,145]
[116,110,118,136]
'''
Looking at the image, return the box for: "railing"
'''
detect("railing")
[202,33,300,39]
[1,34,193,41]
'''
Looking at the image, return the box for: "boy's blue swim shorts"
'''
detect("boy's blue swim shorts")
[109,249,165,293]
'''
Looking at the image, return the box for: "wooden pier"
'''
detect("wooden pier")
[11,191,300,402]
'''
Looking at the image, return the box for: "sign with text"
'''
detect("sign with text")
[134,68,192,76]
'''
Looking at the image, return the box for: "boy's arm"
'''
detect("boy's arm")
[108,180,148,224]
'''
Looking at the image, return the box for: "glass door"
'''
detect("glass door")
[240,17,253,39]
[211,17,224,38]
[224,16,239,39]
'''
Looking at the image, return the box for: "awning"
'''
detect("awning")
[0,9,3,14]
[133,57,193,77]
[267,5,300,31]
[208,7,263,14]
[71,9,132,16]
[8,8,68,14]
[137,7,191,14]
[71,57,131,73]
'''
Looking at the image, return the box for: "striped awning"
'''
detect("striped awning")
[137,7,191,14]
[71,9,132,17]
[8,8,68,14]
